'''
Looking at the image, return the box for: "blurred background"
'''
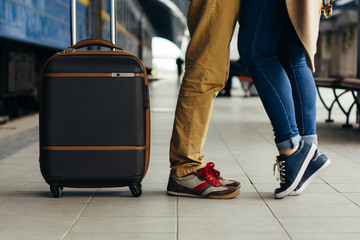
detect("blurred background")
[0,0,359,123]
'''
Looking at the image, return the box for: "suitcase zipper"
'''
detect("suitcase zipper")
[111,73,136,77]
[44,73,144,77]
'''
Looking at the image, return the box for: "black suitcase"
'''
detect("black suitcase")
[39,0,150,198]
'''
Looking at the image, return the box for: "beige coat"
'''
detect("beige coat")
[285,0,322,72]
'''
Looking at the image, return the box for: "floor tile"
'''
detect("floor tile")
[0,197,86,217]
[83,193,176,217]
[343,193,360,205]
[290,233,360,240]
[179,217,284,234]
[64,232,176,240]
[70,216,176,233]
[0,231,65,240]
[279,217,360,233]
[330,183,360,193]
[6,190,96,203]
[178,198,272,218]
[179,232,290,240]
[0,215,74,233]
[0,164,39,181]
[262,192,353,206]
[270,203,360,218]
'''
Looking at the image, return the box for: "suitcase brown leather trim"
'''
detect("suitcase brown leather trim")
[44,73,144,77]
[42,146,146,151]
[144,107,150,178]
[42,51,149,84]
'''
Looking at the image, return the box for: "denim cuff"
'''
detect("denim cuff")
[301,134,318,146]
[276,135,302,151]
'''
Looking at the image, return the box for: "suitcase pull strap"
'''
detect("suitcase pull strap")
[69,39,123,51]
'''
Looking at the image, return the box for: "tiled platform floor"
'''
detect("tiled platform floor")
[0,73,360,240]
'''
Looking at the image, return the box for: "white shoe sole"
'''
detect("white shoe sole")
[274,143,317,199]
[289,159,331,196]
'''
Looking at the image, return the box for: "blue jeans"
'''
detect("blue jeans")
[238,0,317,150]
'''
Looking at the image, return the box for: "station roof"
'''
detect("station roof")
[137,0,189,47]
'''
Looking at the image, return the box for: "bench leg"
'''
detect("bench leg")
[342,101,356,128]
[351,90,360,129]
[332,88,354,128]
[316,86,335,122]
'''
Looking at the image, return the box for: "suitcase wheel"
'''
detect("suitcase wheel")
[50,184,63,198]
[129,183,142,197]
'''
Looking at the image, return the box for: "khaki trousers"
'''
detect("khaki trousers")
[169,0,241,177]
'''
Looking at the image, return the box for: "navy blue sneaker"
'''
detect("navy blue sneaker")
[289,150,331,196]
[273,140,317,199]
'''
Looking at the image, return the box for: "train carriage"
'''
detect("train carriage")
[0,0,155,120]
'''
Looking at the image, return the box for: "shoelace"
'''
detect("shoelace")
[197,162,221,186]
[206,162,224,180]
[273,160,286,184]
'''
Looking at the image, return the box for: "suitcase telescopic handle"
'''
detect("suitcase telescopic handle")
[69,39,123,51]
[70,0,117,46]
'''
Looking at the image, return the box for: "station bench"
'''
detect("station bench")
[315,77,360,128]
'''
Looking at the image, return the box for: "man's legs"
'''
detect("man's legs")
[169,0,241,178]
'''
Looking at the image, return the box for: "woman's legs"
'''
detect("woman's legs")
[277,25,318,146]
[238,0,316,152]
[238,0,320,198]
